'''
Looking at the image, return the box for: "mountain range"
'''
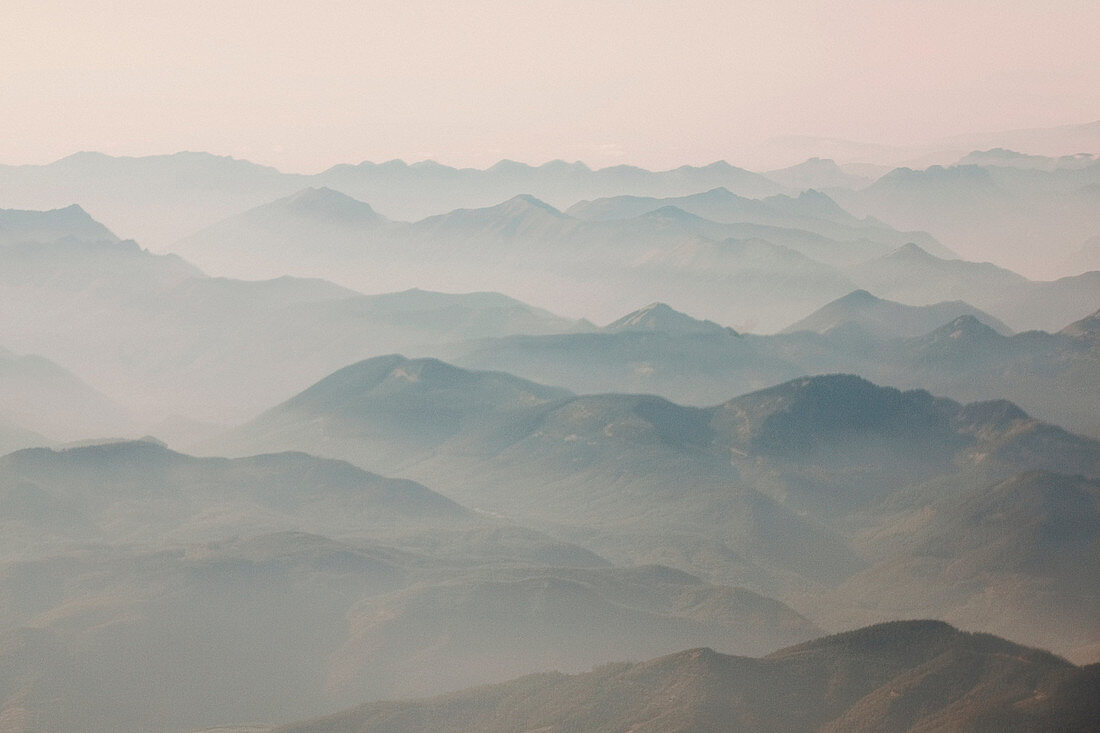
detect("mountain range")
[446,302,1100,438]
[832,160,1100,278]
[210,357,1100,658]
[2,144,1095,281]
[173,187,890,329]
[0,441,821,732]
[173,187,1098,332]
[781,289,1012,337]
[0,153,786,248]
[0,214,584,426]
[1,142,1098,732]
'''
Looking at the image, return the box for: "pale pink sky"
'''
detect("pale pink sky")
[2,0,1097,172]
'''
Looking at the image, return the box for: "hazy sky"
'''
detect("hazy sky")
[2,0,1097,172]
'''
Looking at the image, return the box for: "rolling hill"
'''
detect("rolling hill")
[273,621,1100,733]
[215,358,1100,654]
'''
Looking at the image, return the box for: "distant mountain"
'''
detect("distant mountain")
[1062,235,1100,273]
[174,187,395,279]
[177,191,875,329]
[0,153,787,248]
[603,302,733,335]
[169,179,1087,334]
[214,355,574,471]
[848,242,1027,300]
[446,326,798,405]
[956,148,1097,171]
[833,160,1100,277]
[564,186,951,259]
[0,346,131,441]
[936,120,1100,161]
[0,150,303,247]
[762,157,873,190]
[412,193,573,235]
[0,234,200,292]
[274,186,389,223]
[783,289,1012,338]
[274,621,1100,733]
[447,302,1100,438]
[1000,270,1100,332]
[0,416,50,456]
[312,158,789,221]
[0,204,119,245]
[0,233,584,423]
[847,243,1100,332]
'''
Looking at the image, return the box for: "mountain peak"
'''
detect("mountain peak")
[770,620,961,659]
[494,194,565,217]
[281,355,571,416]
[1060,308,1100,342]
[783,290,1012,338]
[279,187,384,222]
[0,204,121,244]
[892,242,936,260]
[604,302,734,335]
[914,315,1007,350]
[695,186,739,202]
[836,288,881,305]
[487,159,534,173]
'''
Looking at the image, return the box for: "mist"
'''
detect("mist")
[0,2,1098,732]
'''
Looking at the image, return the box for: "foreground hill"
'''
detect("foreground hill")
[832,471,1100,660]
[274,621,1100,733]
[0,539,817,731]
[0,438,828,730]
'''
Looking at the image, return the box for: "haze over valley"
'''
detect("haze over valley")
[1,1,1098,730]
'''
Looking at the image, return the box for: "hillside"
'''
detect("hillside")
[0,438,831,731]
[216,360,1100,654]
[603,302,733,335]
[273,621,1100,733]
